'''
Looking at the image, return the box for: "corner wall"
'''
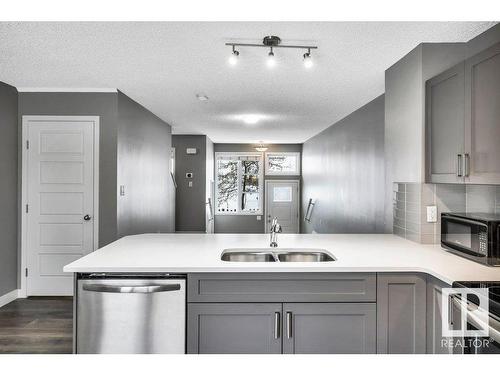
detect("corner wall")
[117,91,174,236]
[301,95,386,234]
[0,82,19,297]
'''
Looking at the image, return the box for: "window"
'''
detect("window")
[265,152,301,175]
[215,153,263,215]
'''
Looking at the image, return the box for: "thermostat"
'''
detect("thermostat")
[186,172,193,178]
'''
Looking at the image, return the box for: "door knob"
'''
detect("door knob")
[84,215,91,221]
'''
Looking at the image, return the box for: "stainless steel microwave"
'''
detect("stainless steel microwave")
[441,212,500,266]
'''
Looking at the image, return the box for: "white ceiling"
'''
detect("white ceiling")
[0,22,495,143]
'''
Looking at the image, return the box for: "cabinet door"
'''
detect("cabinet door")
[425,63,465,183]
[282,303,376,354]
[187,303,282,354]
[426,277,453,354]
[377,274,427,353]
[465,41,500,184]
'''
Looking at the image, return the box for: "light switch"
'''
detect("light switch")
[188,181,193,188]
[256,215,261,221]
[426,206,437,223]
[120,185,125,196]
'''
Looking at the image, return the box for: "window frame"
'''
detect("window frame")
[264,152,301,176]
[214,152,264,216]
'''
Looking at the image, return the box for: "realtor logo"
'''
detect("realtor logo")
[441,288,489,338]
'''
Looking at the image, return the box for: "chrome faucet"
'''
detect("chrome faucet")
[269,217,282,247]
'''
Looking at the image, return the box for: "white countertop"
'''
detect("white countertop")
[63,233,500,284]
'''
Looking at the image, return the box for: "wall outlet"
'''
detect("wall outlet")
[186,148,197,155]
[426,206,437,223]
[256,215,261,221]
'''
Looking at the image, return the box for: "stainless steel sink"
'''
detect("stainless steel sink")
[221,248,335,262]
[277,251,335,262]
[221,250,276,262]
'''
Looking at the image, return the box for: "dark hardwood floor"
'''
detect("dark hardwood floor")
[0,297,73,354]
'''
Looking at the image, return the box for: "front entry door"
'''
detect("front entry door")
[24,116,98,296]
[265,180,299,233]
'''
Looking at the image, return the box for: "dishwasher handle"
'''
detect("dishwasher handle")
[82,283,181,294]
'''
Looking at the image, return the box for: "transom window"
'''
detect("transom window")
[215,153,263,215]
[265,152,301,175]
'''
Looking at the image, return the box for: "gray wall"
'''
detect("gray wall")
[172,135,208,232]
[384,43,467,232]
[0,82,18,296]
[18,92,119,247]
[117,91,174,236]
[301,95,386,234]
[214,143,302,234]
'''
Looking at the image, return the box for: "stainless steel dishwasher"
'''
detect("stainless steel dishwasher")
[76,274,186,354]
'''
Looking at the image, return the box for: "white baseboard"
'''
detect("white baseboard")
[0,289,21,308]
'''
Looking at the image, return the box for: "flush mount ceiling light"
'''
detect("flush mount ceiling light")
[239,114,263,125]
[226,35,317,69]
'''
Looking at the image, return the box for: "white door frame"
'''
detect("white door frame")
[264,179,300,234]
[20,116,100,298]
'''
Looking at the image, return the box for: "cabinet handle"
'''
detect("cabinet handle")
[457,154,463,177]
[286,312,292,339]
[274,312,280,339]
[464,153,470,177]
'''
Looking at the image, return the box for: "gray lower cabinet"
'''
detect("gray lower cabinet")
[377,273,427,354]
[282,303,376,354]
[187,303,282,354]
[426,276,453,354]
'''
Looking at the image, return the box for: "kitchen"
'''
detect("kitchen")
[1,10,500,368]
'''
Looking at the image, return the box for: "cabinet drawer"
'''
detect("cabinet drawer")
[187,273,376,302]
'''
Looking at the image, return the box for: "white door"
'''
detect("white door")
[265,180,299,234]
[24,116,98,296]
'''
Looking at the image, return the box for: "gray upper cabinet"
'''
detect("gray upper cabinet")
[426,63,465,183]
[464,42,500,184]
[187,303,282,354]
[426,41,500,185]
[282,303,376,354]
[426,276,452,354]
[377,273,427,354]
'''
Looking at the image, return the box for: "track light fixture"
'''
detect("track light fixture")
[228,45,239,66]
[303,48,313,69]
[226,35,317,69]
[267,47,276,68]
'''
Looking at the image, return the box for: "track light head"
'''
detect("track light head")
[303,50,313,69]
[267,48,276,68]
[228,48,239,66]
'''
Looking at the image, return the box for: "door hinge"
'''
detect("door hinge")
[25,204,29,213]
[26,140,29,149]
[25,268,28,277]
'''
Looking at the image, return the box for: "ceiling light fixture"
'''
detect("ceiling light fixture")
[225,36,317,69]
[303,49,313,69]
[255,143,268,152]
[240,114,262,125]
[267,47,276,68]
[196,94,209,101]
[228,46,239,66]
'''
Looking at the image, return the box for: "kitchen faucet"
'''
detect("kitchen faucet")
[269,217,282,247]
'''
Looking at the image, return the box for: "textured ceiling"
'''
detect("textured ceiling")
[0,22,495,143]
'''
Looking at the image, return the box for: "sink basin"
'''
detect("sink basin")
[221,248,335,262]
[221,250,276,262]
[277,251,335,262]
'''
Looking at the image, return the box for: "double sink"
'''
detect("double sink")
[221,248,336,262]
